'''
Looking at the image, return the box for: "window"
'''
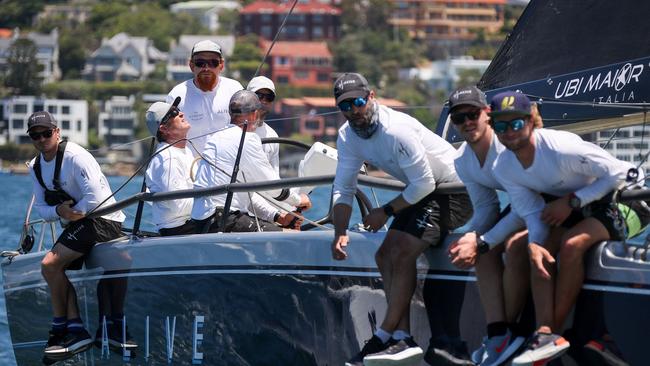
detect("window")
[13,104,27,113]
[61,120,70,130]
[305,120,320,130]
[317,72,329,82]
[261,26,272,39]
[48,105,57,114]
[295,70,309,79]
[62,106,70,114]
[34,104,44,112]
[277,76,289,84]
[313,26,324,38]
[12,119,24,129]
[276,56,289,65]
[77,120,82,131]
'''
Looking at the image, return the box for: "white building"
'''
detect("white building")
[0,28,61,83]
[399,56,491,94]
[166,35,235,81]
[170,1,241,32]
[98,95,140,162]
[594,125,650,172]
[0,96,87,146]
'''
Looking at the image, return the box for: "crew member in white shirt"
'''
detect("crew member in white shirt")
[330,73,472,366]
[446,86,529,366]
[191,90,311,233]
[247,76,280,173]
[489,91,650,365]
[166,40,243,153]
[27,111,126,359]
[144,97,196,236]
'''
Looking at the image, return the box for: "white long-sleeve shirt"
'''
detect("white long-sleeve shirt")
[493,128,640,245]
[191,125,301,221]
[29,141,125,223]
[333,104,460,208]
[455,135,525,246]
[167,76,243,154]
[145,143,195,230]
[255,122,280,174]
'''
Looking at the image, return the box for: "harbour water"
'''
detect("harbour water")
[0,173,392,364]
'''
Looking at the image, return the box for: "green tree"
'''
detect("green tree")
[217,9,239,36]
[0,1,45,28]
[229,34,264,82]
[59,28,88,79]
[4,38,42,95]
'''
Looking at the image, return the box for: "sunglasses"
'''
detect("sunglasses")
[338,96,368,112]
[493,118,526,134]
[193,59,221,68]
[161,107,180,125]
[450,110,481,125]
[29,129,54,141]
[256,91,275,102]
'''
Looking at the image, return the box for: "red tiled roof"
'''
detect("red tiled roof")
[0,28,13,39]
[262,40,332,58]
[242,1,341,15]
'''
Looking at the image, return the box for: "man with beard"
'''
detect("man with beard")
[489,91,649,365]
[330,73,472,366]
[247,76,280,173]
[167,40,243,153]
[447,86,529,366]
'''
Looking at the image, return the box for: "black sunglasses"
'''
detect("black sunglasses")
[29,129,54,141]
[450,110,481,125]
[255,91,275,102]
[161,107,180,125]
[193,59,221,68]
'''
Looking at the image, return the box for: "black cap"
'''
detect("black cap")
[334,73,370,105]
[448,86,487,112]
[27,111,57,132]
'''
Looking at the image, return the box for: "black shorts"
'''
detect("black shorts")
[195,208,282,233]
[543,192,650,240]
[55,217,123,270]
[159,220,198,236]
[389,192,473,246]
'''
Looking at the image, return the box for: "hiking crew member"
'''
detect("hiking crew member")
[28,111,125,360]
[144,97,197,236]
[446,86,529,366]
[330,73,472,366]
[488,91,650,365]
[247,75,280,173]
[191,90,311,232]
[166,40,243,153]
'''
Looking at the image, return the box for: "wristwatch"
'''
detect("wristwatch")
[476,235,491,255]
[568,193,581,210]
[383,204,395,217]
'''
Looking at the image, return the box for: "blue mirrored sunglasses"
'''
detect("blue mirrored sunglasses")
[338,96,367,112]
[493,118,526,134]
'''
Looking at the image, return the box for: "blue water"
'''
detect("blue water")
[0,173,395,364]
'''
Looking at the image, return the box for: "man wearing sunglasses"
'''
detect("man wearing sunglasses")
[446,86,528,366]
[247,76,280,173]
[191,90,311,233]
[26,111,125,360]
[144,96,197,236]
[489,91,649,365]
[167,39,243,154]
[330,73,472,366]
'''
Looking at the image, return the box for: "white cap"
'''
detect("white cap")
[247,76,276,94]
[146,97,181,136]
[191,40,222,57]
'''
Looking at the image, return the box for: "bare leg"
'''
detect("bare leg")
[503,231,530,323]
[475,243,505,324]
[41,244,84,318]
[554,218,608,331]
[530,228,564,332]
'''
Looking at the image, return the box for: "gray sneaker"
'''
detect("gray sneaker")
[511,332,569,366]
[424,337,474,366]
[364,337,424,366]
[346,336,392,366]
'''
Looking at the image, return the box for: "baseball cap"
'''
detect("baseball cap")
[333,73,370,105]
[229,90,262,115]
[489,91,532,118]
[448,86,487,112]
[247,76,276,94]
[146,97,181,136]
[27,111,57,132]
[191,40,222,57]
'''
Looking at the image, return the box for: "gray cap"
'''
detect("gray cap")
[146,97,181,136]
[448,86,487,112]
[229,90,262,115]
[333,73,370,104]
[27,111,57,131]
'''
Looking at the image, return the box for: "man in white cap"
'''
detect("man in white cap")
[144,96,196,236]
[191,90,311,233]
[247,75,280,173]
[167,39,243,153]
